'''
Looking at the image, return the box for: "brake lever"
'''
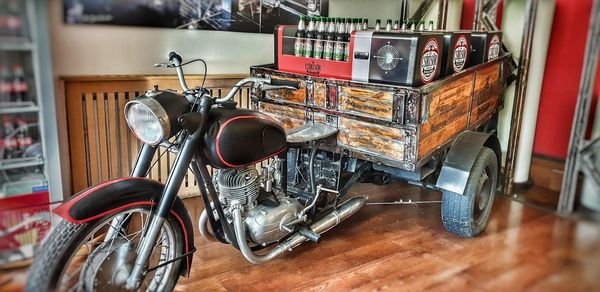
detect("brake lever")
[154,62,175,68]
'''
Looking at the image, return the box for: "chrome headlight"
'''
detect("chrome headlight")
[124,98,170,145]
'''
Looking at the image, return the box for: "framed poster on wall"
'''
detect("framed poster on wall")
[64,0,329,34]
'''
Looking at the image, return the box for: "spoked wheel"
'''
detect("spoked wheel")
[441,147,498,237]
[26,207,184,292]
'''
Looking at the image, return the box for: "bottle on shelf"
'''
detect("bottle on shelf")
[344,19,356,62]
[15,115,31,152]
[303,16,316,58]
[409,19,417,30]
[356,18,362,31]
[401,20,407,30]
[362,19,368,30]
[393,20,400,30]
[323,17,337,60]
[374,19,381,31]
[0,1,8,37]
[419,21,425,30]
[5,0,23,37]
[294,16,306,57]
[2,115,17,159]
[313,17,326,59]
[0,65,12,103]
[333,18,346,61]
[385,19,392,32]
[12,64,28,102]
[428,21,435,31]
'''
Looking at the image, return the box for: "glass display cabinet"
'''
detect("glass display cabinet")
[0,0,62,266]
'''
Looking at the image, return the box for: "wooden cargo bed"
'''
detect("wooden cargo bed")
[250,54,511,172]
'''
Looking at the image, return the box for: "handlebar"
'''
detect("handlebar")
[160,51,301,104]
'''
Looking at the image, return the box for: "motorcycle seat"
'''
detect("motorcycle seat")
[285,122,338,144]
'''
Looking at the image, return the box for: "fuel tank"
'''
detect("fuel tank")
[203,107,287,169]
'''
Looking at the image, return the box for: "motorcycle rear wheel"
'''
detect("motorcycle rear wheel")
[25,206,184,292]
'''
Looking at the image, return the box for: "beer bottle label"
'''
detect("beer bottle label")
[314,40,323,59]
[294,38,304,56]
[343,42,350,61]
[304,40,313,57]
[324,41,334,59]
[334,41,344,61]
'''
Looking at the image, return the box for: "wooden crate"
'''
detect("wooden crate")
[251,54,510,172]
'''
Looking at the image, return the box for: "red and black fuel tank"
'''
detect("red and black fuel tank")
[202,107,287,168]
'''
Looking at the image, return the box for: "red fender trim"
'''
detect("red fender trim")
[53,177,194,277]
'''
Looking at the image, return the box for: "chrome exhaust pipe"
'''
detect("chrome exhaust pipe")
[232,196,367,264]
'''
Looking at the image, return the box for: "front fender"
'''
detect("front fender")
[436,131,501,195]
[53,177,195,277]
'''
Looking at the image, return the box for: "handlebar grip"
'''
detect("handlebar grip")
[168,51,182,64]
[270,79,301,90]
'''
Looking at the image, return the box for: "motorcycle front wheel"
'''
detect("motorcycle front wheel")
[26,206,184,292]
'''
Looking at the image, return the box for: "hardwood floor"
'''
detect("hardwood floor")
[2,181,599,291]
[175,182,600,291]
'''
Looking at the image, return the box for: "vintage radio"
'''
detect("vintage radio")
[440,31,471,77]
[469,31,502,67]
[351,30,444,86]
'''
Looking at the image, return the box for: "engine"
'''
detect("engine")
[213,161,303,246]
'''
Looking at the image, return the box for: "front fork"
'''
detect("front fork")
[125,97,213,289]
[124,136,197,289]
[104,144,158,242]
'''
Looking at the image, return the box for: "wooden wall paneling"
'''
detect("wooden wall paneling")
[63,75,247,197]
[83,92,100,187]
[106,92,120,179]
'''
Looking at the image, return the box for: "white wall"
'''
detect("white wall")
[48,0,273,76]
[49,0,464,77]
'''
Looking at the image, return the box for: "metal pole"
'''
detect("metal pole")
[400,0,410,24]
[410,0,436,24]
[473,0,484,30]
[437,0,449,30]
[558,0,600,214]
[502,0,539,196]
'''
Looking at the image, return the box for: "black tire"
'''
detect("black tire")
[26,206,184,292]
[441,147,498,237]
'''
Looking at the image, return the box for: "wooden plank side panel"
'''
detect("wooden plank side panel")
[65,83,88,192]
[338,118,406,161]
[258,102,306,129]
[470,63,502,127]
[338,87,394,121]
[418,74,473,160]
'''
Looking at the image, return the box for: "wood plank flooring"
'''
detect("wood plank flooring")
[175,182,600,291]
[2,181,599,291]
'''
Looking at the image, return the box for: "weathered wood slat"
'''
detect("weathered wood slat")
[470,63,502,127]
[418,74,473,159]
[264,76,307,104]
[314,82,327,107]
[338,118,406,160]
[259,102,306,129]
[338,86,394,121]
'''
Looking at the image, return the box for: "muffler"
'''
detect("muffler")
[232,196,367,264]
